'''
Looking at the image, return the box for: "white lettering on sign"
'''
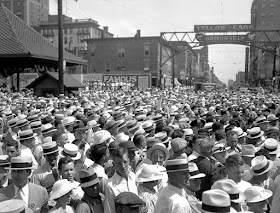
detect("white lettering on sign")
[194,24,254,32]
[103,75,137,83]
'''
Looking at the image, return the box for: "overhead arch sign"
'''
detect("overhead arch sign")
[194,24,254,32]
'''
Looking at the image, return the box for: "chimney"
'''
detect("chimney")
[136,30,141,37]
[103,26,108,32]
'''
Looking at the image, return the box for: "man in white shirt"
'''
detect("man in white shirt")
[154,158,192,213]
[104,147,138,213]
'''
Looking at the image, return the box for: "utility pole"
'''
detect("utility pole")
[172,52,175,88]
[58,0,64,94]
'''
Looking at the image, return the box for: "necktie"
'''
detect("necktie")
[16,188,23,200]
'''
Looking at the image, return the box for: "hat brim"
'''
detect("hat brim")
[246,131,264,139]
[5,166,36,170]
[196,202,237,213]
[50,183,75,200]
[42,129,57,135]
[250,160,274,176]
[43,149,59,156]
[231,192,246,203]
[127,123,141,132]
[189,173,205,179]
[147,145,170,161]
[18,133,37,141]
[59,149,81,161]
[136,173,163,183]
[80,178,99,188]
[266,144,280,154]
[238,133,247,138]
[246,190,273,203]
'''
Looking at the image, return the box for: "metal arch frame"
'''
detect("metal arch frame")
[158,30,280,87]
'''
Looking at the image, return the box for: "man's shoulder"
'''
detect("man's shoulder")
[29,182,48,193]
[76,201,91,213]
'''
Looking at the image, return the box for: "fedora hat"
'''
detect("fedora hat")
[7,118,18,128]
[16,119,29,128]
[62,116,76,127]
[189,162,205,179]
[0,199,32,213]
[42,141,59,155]
[264,138,280,154]
[233,127,247,138]
[126,120,140,132]
[73,121,88,131]
[59,143,81,160]
[115,192,145,208]
[250,155,273,176]
[147,143,170,161]
[212,143,230,154]
[30,121,42,130]
[197,189,237,213]
[0,155,10,167]
[241,144,257,157]
[142,120,155,132]
[244,186,272,203]
[211,179,246,203]
[267,114,278,122]
[103,119,118,130]
[153,114,164,123]
[50,179,76,201]
[135,164,163,182]
[79,167,99,188]
[246,127,264,139]
[41,123,56,135]
[17,129,37,141]
[164,158,188,173]
[254,116,269,126]
[155,132,170,144]
[6,156,34,170]
[93,130,111,145]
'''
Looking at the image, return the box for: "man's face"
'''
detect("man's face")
[74,130,85,140]
[59,134,70,147]
[171,170,190,189]
[213,151,227,164]
[227,165,243,183]
[0,167,8,184]
[60,162,75,182]
[151,150,165,166]
[45,152,58,167]
[22,138,35,149]
[227,134,238,148]
[113,153,129,178]
[11,169,30,188]
[268,132,279,141]
[258,123,268,132]
[188,178,201,192]
[83,183,100,198]
[5,146,18,158]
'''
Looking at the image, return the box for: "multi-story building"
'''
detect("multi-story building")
[235,71,245,87]
[0,0,49,26]
[250,0,280,87]
[84,30,196,88]
[39,15,114,51]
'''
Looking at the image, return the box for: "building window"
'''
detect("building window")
[261,21,265,26]
[91,62,96,72]
[261,3,265,8]
[117,48,125,58]
[270,12,274,17]
[270,3,275,7]
[144,59,150,71]
[16,11,22,17]
[261,12,265,17]
[69,36,73,44]
[69,28,73,33]
[2,2,11,9]
[144,45,150,56]
[64,37,68,45]
[105,60,111,72]
[270,21,274,26]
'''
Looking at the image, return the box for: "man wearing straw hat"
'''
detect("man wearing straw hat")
[154,157,192,213]
[0,156,48,213]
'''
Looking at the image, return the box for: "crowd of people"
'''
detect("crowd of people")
[0,87,279,213]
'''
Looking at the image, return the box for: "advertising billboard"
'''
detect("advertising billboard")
[103,74,151,89]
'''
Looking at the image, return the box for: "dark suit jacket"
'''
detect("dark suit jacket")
[0,182,49,213]
[192,156,215,200]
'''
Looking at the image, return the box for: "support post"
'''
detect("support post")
[17,70,20,92]
[159,33,163,88]
[172,52,175,88]
[58,0,64,94]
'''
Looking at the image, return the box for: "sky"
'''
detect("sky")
[49,0,254,84]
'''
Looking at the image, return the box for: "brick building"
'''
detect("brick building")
[0,0,49,26]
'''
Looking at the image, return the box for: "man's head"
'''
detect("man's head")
[112,147,130,179]
[58,133,70,148]
[42,141,59,167]
[225,154,244,183]
[226,130,238,148]
[0,155,10,185]
[79,167,100,198]
[199,137,215,158]
[3,139,19,158]
[147,143,169,166]
[58,156,75,182]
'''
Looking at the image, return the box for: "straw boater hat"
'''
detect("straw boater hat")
[41,123,56,135]
[115,120,126,129]
[266,126,280,135]
[142,120,155,132]
[59,143,81,160]
[62,116,76,127]
[244,186,272,203]
[241,144,257,157]
[93,130,111,145]
[164,158,188,173]
[246,127,264,139]
[188,162,205,179]
[233,127,247,138]
[16,119,29,128]
[155,132,170,144]
[183,128,194,136]
[0,199,32,213]
[0,155,10,167]
[263,138,280,155]
[126,120,140,132]
[17,129,37,141]
[197,189,237,213]
[5,156,34,170]
[250,155,273,176]
[42,141,59,155]
[254,115,269,126]
[135,164,164,183]
[49,179,76,201]
[7,118,18,128]
[211,179,246,203]
[30,121,42,130]
[147,143,170,161]
[103,119,118,130]
[212,143,230,155]
[79,167,99,188]
[267,114,279,122]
